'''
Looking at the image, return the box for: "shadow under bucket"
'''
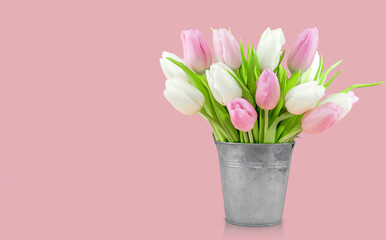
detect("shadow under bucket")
[215,141,295,227]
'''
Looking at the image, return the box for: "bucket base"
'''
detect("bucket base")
[225,218,282,227]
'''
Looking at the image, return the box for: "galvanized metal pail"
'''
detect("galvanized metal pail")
[215,141,295,227]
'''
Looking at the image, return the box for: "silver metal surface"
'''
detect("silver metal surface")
[215,141,295,227]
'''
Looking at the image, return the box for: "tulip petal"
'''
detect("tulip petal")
[164,78,205,115]
[227,98,257,132]
[287,27,319,73]
[302,103,343,134]
[256,27,285,71]
[285,81,325,114]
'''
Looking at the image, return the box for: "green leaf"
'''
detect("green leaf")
[227,69,256,108]
[314,54,324,81]
[324,70,342,89]
[273,50,286,73]
[239,40,248,85]
[200,110,230,141]
[280,115,302,137]
[275,123,286,141]
[271,71,300,122]
[299,67,312,84]
[340,81,384,93]
[254,66,261,80]
[278,124,303,143]
[166,57,200,87]
[247,46,258,98]
[318,59,342,85]
[265,112,294,143]
[270,66,288,121]
[277,65,288,85]
[284,70,301,94]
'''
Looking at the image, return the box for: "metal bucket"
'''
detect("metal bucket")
[215,141,295,227]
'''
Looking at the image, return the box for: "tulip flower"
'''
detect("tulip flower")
[256,27,285,71]
[287,27,319,73]
[285,81,325,115]
[160,51,189,81]
[227,97,257,132]
[164,78,205,115]
[255,69,280,110]
[181,29,212,74]
[320,91,359,120]
[302,102,343,134]
[306,51,320,82]
[206,62,242,105]
[213,28,242,71]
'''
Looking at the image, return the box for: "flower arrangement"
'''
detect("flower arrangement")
[161,27,383,143]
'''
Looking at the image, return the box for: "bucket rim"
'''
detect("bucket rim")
[214,140,295,146]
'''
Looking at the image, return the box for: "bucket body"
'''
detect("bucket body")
[215,141,295,227]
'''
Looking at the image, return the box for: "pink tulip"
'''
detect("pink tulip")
[181,29,212,74]
[213,28,241,70]
[287,27,319,73]
[255,69,280,110]
[227,97,257,132]
[301,102,344,134]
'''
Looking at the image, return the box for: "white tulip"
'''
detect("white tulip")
[206,62,242,106]
[164,78,205,115]
[320,92,353,120]
[285,81,325,115]
[160,51,189,81]
[256,27,285,71]
[306,51,320,82]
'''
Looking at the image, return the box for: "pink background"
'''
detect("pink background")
[1,0,385,239]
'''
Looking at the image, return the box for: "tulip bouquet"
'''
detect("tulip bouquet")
[161,27,383,143]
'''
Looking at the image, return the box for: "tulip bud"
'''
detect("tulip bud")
[164,78,205,115]
[160,51,188,81]
[320,91,359,120]
[256,27,285,71]
[302,102,343,134]
[255,69,280,110]
[347,91,359,104]
[227,97,257,132]
[206,62,242,106]
[306,51,320,82]
[287,27,319,73]
[181,29,212,74]
[213,28,242,71]
[285,81,325,115]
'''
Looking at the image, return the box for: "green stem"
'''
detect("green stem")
[222,117,240,142]
[200,111,230,141]
[264,110,269,143]
[281,115,300,137]
[200,109,224,141]
[265,112,294,143]
[211,123,220,141]
[240,131,244,143]
[252,120,259,143]
[278,127,303,143]
[248,131,254,144]
[259,109,264,143]
[243,132,249,143]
